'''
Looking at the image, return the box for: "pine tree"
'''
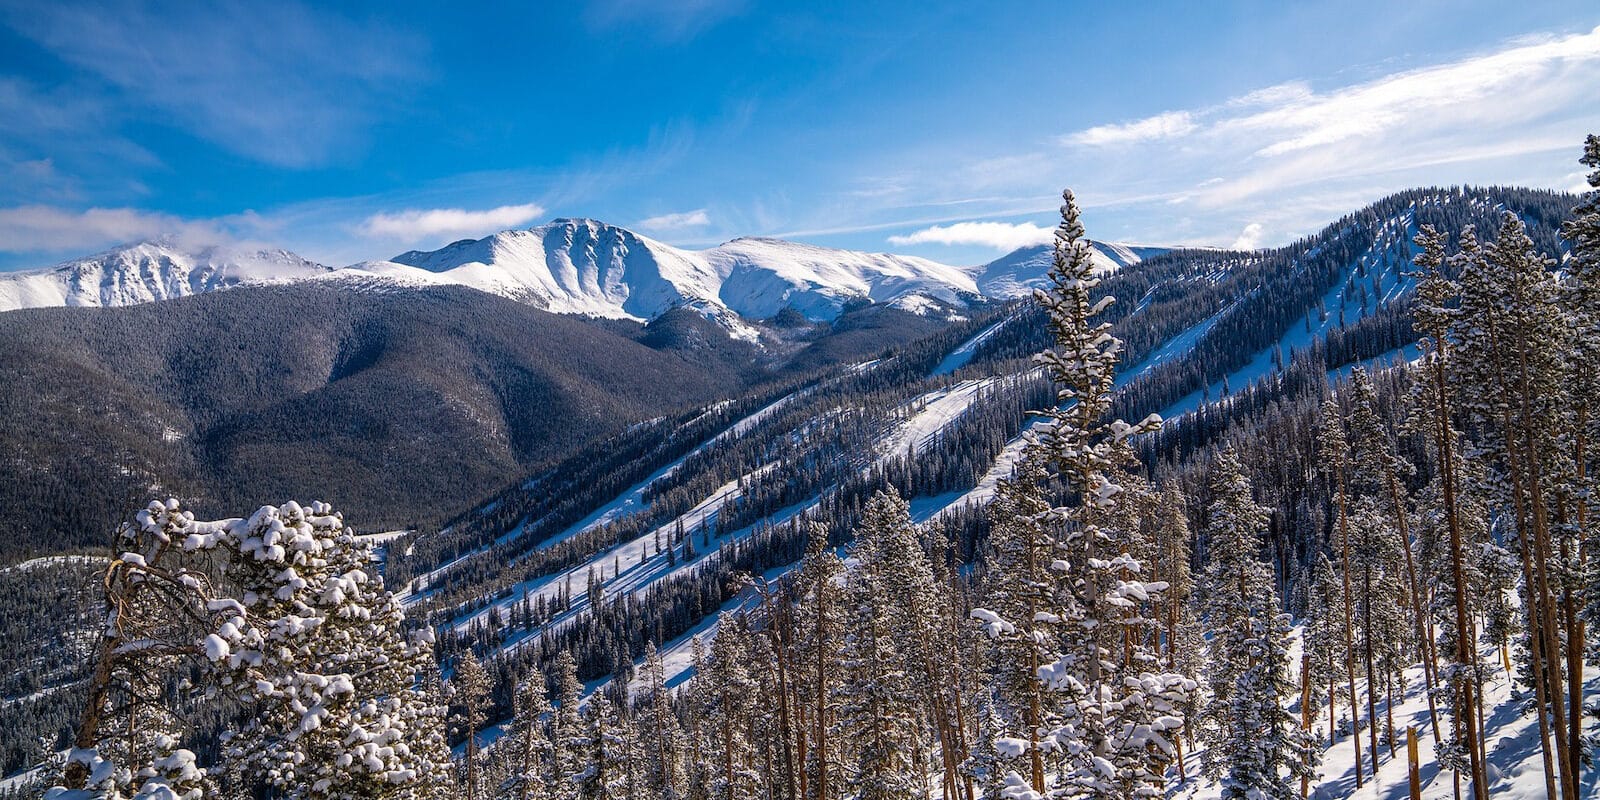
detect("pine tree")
[1407,222,1489,799]
[452,651,492,800]
[1200,451,1318,800]
[847,489,945,800]
[1304,554,1345,747]
[1345,367,1440,739]
[1557,135,1599,771]
[582,689,635,800]
[552,651,588,800]
[704,617,757,800]
[972,454,1061,797]
[1316,399,1367,786]
[796,523,845,800]
[1451,216,1578,800]
[505,672,553,800]
[979,189,1188,800]
[640,643,683,800]
[1198,447,1274,779]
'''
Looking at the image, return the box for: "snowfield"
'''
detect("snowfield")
[1171,627,1600,800]
[0,240,332,312]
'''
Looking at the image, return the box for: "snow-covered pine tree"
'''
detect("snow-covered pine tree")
[54,500,454,800]
[1006,189,1188,799]
[1315,399,1366,786]
[1451,216,1579,800]
[1348,496,1410,757]
[1200,449,1319,800]
[1151,484,1203,781]
[847,489,946,800]
[639,642,683,800]
[1222,603,1320,800]
[1198,447,1274,779]
[1345,367,1440,739]
[682,635,712,800]
[196,502,452,799]
[704,616,758,800]
[1304,554,1345,746]
[972,453,1062,797]
[1406,222,1489,799]
[795,522,845,800]
[504,671,553,800]
[452,650,492,800]
[551,651,588,800]
[1556,136,1599,753]
[52,500,218,800]
[581,689,636,800]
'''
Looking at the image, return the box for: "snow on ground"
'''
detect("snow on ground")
[450,461,791,638]
[933,315,1012,376]
[403,386,813,601]
[1168,627,1599,800]
[0,553,101,575]
[880,377,1007,459]
[1161,211,1420,419]
[914,304,1229,524]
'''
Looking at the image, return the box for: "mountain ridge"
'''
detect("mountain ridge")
[0,220,1159,323]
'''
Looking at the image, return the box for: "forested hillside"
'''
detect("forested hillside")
[8,138,1600,800]
[0,283,959,561]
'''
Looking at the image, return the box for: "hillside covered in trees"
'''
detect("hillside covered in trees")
[6,136,1600,800]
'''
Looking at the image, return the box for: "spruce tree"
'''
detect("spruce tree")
[1200,450,1319,800]
[505,672,553,800]
[976,189,1189,800]
[640,643,683,800]
[452,651,492,800]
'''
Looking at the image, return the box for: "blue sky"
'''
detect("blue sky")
[0,0,1597,270]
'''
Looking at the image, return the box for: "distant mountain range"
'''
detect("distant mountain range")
[0,219,1167,328]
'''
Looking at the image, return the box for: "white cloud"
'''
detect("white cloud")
[0,205,236,254]
[1062,111,1198,147]
[357,203,544,242]
[866,25,1600,252]
[1230,222,1266,250]
[637,208,711,230]
[888,221,1054,251]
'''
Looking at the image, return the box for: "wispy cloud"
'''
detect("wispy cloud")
[888,221,1053,251]
[864,25,1600,253]
[637,209,711,231]
[1062,111,1198,147]
[1,1,424,168]
[1058,25,1600,213]
[358,203,545,243]
[0,205,247,255]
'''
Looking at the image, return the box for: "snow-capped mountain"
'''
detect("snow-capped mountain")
[0,240,334,313]
[704,235,977,319]
[971,240,1170,299]
[0,219,1165,323]
[362,219,980,323]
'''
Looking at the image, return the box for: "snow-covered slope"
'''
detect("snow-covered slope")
[0,220,1163,324]
[368,219,981,323]
[972,240,1169,299]
[0,240,332,312]
[376,219,723,320]
[705,236,978,320]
